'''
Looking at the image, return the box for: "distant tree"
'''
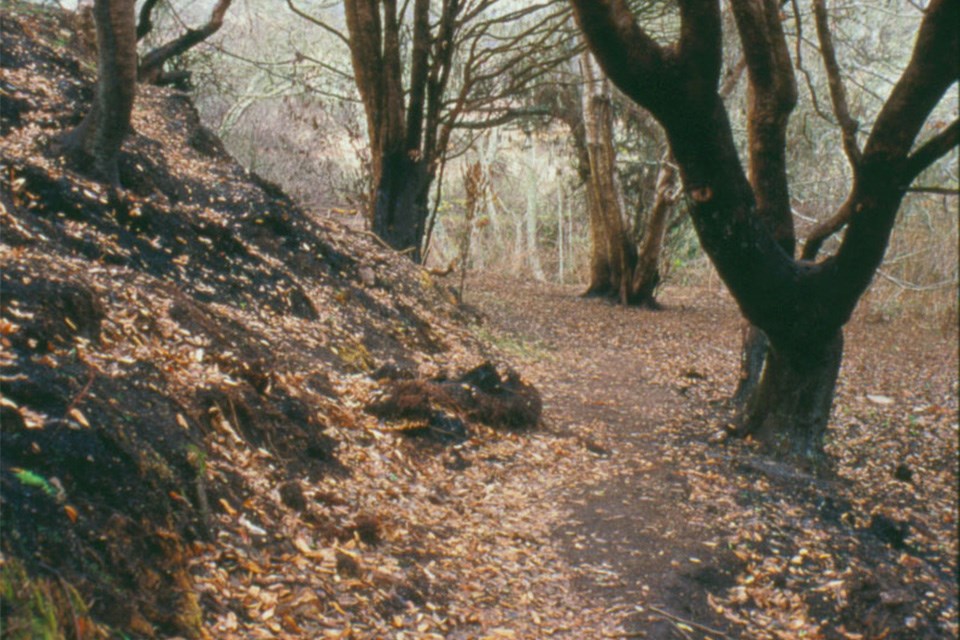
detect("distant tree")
[551,50,740,307]
[59,0,137,185]
[290,0,574,262]
[136,0,234,87]
[578,52,636,302]
[571,0,958,463]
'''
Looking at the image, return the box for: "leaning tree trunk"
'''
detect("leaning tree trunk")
[137,0,233,86]
[739,332,843,465]
[60,0,137,185]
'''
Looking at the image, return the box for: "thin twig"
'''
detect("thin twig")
[64,368,95,420]
[359,230,416,255]
[648,604,731,639]
[905,186,958,195]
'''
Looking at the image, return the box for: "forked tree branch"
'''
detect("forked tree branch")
[821,0,958,311]
[286,0,351,48]
[800,197,853,260]
[138,0,233,85]
[803,5,958,263]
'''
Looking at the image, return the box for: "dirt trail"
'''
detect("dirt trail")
[468,273,959,639]
[470,275,746,637]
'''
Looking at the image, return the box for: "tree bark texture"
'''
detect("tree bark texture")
[740,333,843,465]
[373,150,430,262]
[730,0,798,402]
[61,0,137,185]
[571,0,959,462]
[732,324,769,406]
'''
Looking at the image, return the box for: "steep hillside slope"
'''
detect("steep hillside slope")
[0,6,579,638]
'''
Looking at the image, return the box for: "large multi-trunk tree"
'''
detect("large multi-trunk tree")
[59,0,137,185]
[570,0,958,464]
[291,1,574,262]
[566,52,741,308]
[337,0,458,262]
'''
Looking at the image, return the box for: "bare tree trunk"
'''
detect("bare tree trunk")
[372,150,430,261]
[580,52,635,302]
[458,162,482,302]
[729,0,798,405]
[60,0,137,185]
[628,155,677,308]
[557,179,565,282]
[524,138,546,281]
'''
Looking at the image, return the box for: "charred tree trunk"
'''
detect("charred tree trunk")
[59,0,137,185]
[740,333,843,465]
[372,150,430,262]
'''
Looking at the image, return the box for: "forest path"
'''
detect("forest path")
[469,274,747,638]
[467,272,958,640]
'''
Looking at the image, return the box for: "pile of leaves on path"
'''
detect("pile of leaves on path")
[470,273,957,640]
[0,6,618,638]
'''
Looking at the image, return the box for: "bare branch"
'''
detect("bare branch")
[905,186,958,195]
[453,107,553,130]
[136,0,161,41]
[800,119,957,262]
[569,0,672,117]
[286,0,351,48]
[800,198,853,260]
[821,0,959,305]
[904,118,959,183]
[731,0,798,251]
[138,0,233,85]
[812,0,862,169]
